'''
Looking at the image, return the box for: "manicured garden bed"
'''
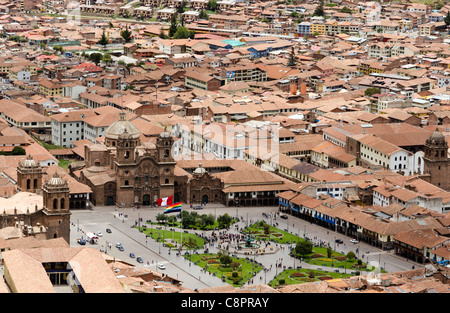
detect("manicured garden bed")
[242,222,303,244]
[139,226,205,250]
[187,253,262,287]
[269,268,353,287]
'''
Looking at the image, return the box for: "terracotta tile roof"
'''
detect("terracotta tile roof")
[3,247,124,293]
[394,228,450,250]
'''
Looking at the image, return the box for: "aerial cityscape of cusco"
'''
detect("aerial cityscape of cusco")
[0,0,448,300]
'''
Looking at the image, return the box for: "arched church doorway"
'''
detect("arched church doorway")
[143,194,151,206]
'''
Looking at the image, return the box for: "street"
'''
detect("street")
[70,204,422,290]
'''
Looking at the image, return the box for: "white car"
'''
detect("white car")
[96,232,103,237]
[158,263,166,270]
[350,239,358,244]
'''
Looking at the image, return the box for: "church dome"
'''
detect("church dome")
[21,155,38,168]
[105,111,140,140]
[48,172,65,186]
[159,126,171,139]
[193,163,206,175]
[427,128,447,146]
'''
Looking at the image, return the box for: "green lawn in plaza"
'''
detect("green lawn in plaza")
[242,222,304,244]
[186,253,263,287]
[268,267,353,288]
[245,222,375,272]
[138,226,206,250]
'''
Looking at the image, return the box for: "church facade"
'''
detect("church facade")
[79,111,176,207]
[0,156,72,243]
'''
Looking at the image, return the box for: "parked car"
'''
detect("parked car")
[118,246,124,251]
[280,214,288,219]
[350,239,358,244]
[129,253,135,258]
[77,239,86,245]
[335,239,344,244]
[96,231,103,237]
[158,262,166,270]
[193,205,203,210]
[136,257,143,263]
[106,228,112,233]
[115,242,122,248]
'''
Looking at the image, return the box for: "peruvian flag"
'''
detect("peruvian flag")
[157,196,173,206]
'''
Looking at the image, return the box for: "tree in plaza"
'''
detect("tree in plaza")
[294,240,313,258]
[186,237,197,248]
[230,261,241,271]
[167,215,177,226]
[263,223,270,235]
[327,246,332,258]
[220,254,232,266]
[156,213,168,224]
[180,210,195,228]
[198,214,214,229]
[346,251,356,260]
[217,213,233,228]
[203,214,215,229]
[97,29,109,48]
[120,25,133,43]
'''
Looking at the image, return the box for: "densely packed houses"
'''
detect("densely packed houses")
[0,0,449,293]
